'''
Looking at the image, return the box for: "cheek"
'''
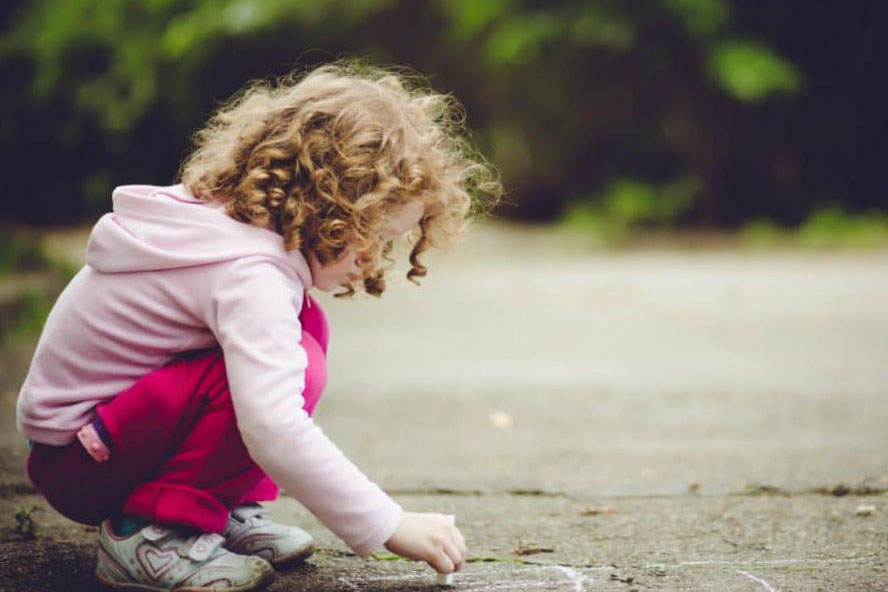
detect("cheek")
[325,250,356,278]
[310,250,355,289]
[339,250,357,270]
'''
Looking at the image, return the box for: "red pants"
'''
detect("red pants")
[26,293,328,534]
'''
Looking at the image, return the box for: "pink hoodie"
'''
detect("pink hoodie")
[16,184,402,556]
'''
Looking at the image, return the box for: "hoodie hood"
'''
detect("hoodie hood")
[86,185,313,288]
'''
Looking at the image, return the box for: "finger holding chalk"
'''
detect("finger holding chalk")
[433,515,458,586]
[449,514,467,568]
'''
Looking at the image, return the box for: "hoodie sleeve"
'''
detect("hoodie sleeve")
[206,258,402,556]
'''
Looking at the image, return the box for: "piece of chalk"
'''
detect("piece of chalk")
[435,573,453,586]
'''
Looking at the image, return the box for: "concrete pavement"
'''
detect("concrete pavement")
[0,223,885,590]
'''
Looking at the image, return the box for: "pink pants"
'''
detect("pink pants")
[26,293,328,534]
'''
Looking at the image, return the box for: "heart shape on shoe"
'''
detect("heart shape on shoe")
[139,547,178,578]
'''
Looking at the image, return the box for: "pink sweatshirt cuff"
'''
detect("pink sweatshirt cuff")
[76,423,111,462]
[351,502,403,558]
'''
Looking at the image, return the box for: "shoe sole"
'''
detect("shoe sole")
[95,565,275,592]
[268,543,315,568]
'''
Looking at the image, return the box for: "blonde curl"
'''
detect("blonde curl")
[179,59,502,297]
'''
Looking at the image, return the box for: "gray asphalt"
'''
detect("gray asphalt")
[0,224,886,591]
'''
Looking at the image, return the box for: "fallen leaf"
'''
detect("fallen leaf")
[580,505,614,516]
[741,482,787,496]
[513,543,555,556]
[855,504,876,517]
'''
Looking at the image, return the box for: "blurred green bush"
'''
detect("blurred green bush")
[0,0,883,230]
[563,176,700,244]
[741,209,888,250]
[0,232,74,343]
[0,234,51,275]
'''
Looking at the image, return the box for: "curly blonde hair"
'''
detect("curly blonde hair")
[179,59,501,297]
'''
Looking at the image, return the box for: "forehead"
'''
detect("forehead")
[384,201,424,236]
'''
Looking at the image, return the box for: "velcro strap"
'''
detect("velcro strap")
[141,524,170,541]
[187,533,224,561]
[230,503,269,522]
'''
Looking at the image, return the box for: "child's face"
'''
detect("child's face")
[307,201,425,292]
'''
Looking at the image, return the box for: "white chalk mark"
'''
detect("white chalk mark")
[737,570,780,592]
[643,556,869,569]
[336,576,361,591]
[549,565,591,592]
[343,564,596,592]
[460,582,547,592]
[361,573,428,582]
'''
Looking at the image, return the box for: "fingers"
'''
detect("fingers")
[452,525,467,565]
[443,537,463,573]
[428,538,462,574]
[432,515,467,574]
[429,547,455,574]
[387,511,468,574]
[447,515,467,571]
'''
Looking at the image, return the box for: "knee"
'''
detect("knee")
[27,445,105,526]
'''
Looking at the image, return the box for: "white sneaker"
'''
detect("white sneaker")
[223,503,314,567]
[95,519,274,591]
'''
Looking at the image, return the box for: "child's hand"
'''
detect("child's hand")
[384,512,467,574]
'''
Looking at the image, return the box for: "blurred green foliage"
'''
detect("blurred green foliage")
[563,176,700,244]
[707,40,800,103]
[0,232,74,343]
[0,0,882,231]
[664,0,730,37]
[796,209,888,249]
[739,219,785,250]
[2,0,795,133]
[13,504,44,540]
[1,0,396,132]
[741,209,888,250]
[1,288,55,344]
[0,234,51,275]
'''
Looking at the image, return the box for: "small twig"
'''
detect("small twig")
[513,540,555,556]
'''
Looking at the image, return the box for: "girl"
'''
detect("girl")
[16,61,501,591]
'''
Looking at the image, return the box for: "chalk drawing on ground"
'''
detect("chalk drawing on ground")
[736,570,780,592]
[338,564,594,591]
[335,556,872,590]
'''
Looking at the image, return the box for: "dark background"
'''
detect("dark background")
[1,0,886,229]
